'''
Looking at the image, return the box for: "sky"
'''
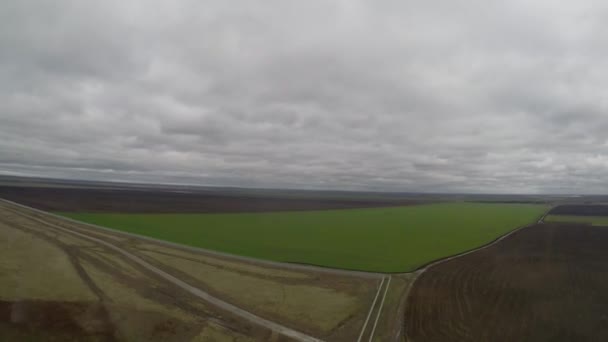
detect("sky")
[1,1,608,194]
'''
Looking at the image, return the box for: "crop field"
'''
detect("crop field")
[404,222,608,342]
[548,204,608,216]
[546,204,608,226]
[59,203,548,272]
[0,185,422,213]
[0,184,568,342]
[546,215,608,226]
[0,201,380,341]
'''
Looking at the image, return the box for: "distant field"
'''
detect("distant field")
[548,204,608,216]
[59,203,548,272]
[546,215,608,226]
[0,185,423,213]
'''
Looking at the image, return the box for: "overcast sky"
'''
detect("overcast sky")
[2,1,608,194]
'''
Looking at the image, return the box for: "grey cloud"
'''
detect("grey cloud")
[2,0,608,193]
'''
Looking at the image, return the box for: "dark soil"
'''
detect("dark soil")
[549,204,608,216]
[404,222,608,342]
[0,300,115,340]
[0,186,420,213]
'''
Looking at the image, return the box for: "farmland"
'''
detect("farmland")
[545,215,608,226]
[0,200,382,341]
[404,222,608,342]
[0,185,423,213]
[3,181,576,341]
[59,203,548,272]
[548,204,608,216]
[545,204,608,226]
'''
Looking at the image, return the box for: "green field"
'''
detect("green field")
[546,215,608,226]
[59,203,548,272]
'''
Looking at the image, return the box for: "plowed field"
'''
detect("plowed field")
[404,222,608,342]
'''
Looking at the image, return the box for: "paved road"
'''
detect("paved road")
[1,199,323,342]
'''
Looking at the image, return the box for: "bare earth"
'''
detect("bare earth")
[404,222,608,342]
[0,186,422,213]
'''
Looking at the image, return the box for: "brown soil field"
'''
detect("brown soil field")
[0,186,420,213]
[404,222,608,342]
[549,204,608,216]
[0,300,116,341]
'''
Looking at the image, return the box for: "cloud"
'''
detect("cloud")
[2,0,608,193]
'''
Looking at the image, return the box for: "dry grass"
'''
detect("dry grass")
[141,249,365,334]
[0,222,95,302]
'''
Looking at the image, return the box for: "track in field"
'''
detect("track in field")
[404,222,608,342]
[357,276,391,342]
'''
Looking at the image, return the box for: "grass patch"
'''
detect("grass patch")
[194,321,255,342]
[59,203,548,272]
[0,222,96,302]
[545,215,608,226]
[141,250,362,334]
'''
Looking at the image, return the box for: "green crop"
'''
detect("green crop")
[59,203,548,272]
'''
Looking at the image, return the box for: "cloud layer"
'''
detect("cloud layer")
[2,0,608,193]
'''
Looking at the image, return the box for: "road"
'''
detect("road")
[357,275,392,342]
[368,276,391,341]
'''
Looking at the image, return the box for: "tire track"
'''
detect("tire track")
[358,276,386,342]
[0,215,109,302]
[358,275,391,342]
[368,276,391,341]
